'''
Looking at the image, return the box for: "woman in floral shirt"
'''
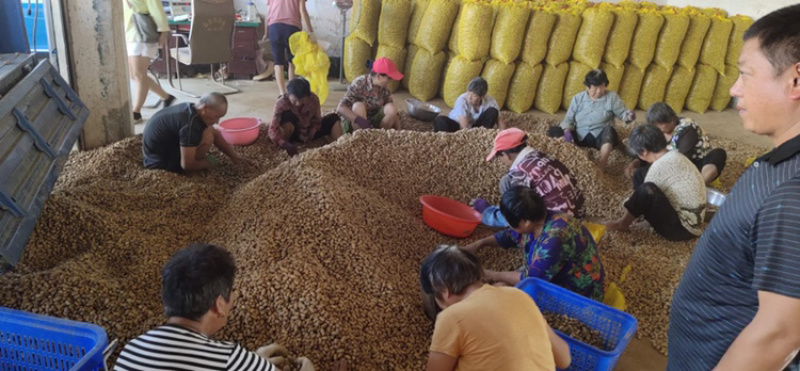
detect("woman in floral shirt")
[336,57,402,134]
[463,186,605,301]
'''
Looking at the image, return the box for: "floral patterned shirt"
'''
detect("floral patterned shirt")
[494,211,605,301]
[668,117,711,161]
[268,94,322,146]
[339,75,393,117]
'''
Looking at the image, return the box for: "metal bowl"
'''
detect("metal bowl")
[706,188,727,207]
[406,98,441,122]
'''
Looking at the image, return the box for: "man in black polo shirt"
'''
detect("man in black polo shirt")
[668,5,800,370]
[142,92,252,173]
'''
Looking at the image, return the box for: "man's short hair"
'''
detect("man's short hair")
[584,69,610,87]
[467,77,489,97]
[420,245,482,300]
[162,243,236,321]
[287,77,312,99]
[743,4,800,75]
[646,102,679,126]
[198,92,228,110]
[628,124,668,156]
[499,186,547,229]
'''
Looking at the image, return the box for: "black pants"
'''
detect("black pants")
[547,125,619,149]
[433,108,499,132]
[633,148,727,189]
[281,111,340,142]
[624,182,697,241]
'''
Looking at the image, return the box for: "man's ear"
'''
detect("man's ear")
[791,63,800,100]
[212,295,226,318]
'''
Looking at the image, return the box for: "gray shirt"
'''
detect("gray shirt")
[560,91,629,141]
[449,93,500,127]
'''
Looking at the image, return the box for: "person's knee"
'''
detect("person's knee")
[383,103,398,117]
[281,122,295,137]
[352,102,368,117]
[433,117,449,132]
[640,182,659,196]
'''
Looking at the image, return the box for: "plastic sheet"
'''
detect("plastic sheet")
[490,3,531,64]
[442,55,484,107]
[415,0,460,52]
[545,8,582,66]
[664,65,695,113]
[520,9,557,65]
[638,64,672,110]
[618,63,645,110]
[481,59,515,109]
[710,64,738,111]
[377,0,412,49]
[409,49,447,101]
[627,9,664,70]
[350,0,382,46]
[573,5,614,68]
[507,62,544,113]
[457,1,493,60]
[653,8,690,68]
[685,63,718,113]
[534,62,569,114]
[699,16,733,74]
[562,61,594,110]
[676,8,711,69]
[344,35,372,82]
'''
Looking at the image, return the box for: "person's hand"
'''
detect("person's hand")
[624,160,638,179]
[281,142,298,157]
[624,111,636,124]
[563,129,574,143]
[461,240,482,255]
[354,116,371,130]
[256,343,289,368]
[483,269,496,283]
[159,31,170,47]
[206,154,219,168]
[296,357,315,371]
[307,32,317,44]
[470,198,490,214]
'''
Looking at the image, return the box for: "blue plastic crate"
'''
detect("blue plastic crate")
[0,307,108,370]
[516,278,638,371]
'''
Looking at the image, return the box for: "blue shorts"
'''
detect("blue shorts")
[268,23,301,66]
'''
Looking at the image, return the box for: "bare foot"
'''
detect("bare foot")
[605,220,629,232]
[630,220,651,230]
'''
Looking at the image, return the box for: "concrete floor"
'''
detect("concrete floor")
[133,77,773,370]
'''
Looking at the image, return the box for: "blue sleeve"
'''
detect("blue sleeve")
[753,178,800,299]
[524,229,563,280]
[560,94,579,131]
[449,94,467,121]
[609,92,628,121]
[493,229,520,249]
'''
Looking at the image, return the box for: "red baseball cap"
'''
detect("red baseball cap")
[372,57,404,81]
[486,128,526,161]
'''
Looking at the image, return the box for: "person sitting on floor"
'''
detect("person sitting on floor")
[463,187,605,301]
[605,124,706,241]
[548,69,636,171]
[421,244,571,371]
[336,57,402,134]
[626,102,728,187]
[433,77,506,132]
[472,128,585,227]
[268,77,342,156]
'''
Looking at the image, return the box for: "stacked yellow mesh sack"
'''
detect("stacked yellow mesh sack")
[520,6,556,66]
[344,0,382,81]
[534,5,581,114]
[507,62,544,113]
[535,62,570,114]
[627,6,664,70]
[344,35,373,81]
[442,0,492,107]
[409,0,459,101]
[699,8,732,74]
[726,15,753,66]
[710,64,739,111]
[653,6,689,68]
[619,63,645,110]
[603,2,639,69]
[677,6,710,69]
[572,3,614,68]
[375,0,411,92]
[686,63,718,113]
[562,61,594,110]
[507,4,555,113]
[638,64,672,110]
[602,62,625,92]
[664,65,695,113]
[709,15,752,111]
[482,1,530,108]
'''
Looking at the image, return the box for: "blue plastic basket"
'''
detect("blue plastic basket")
[0,307,108,371]
[516,278,638,371]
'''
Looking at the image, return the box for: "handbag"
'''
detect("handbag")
[126,0,161,43]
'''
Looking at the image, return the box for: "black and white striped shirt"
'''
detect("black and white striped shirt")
[114,324,275,371]
[668,134,800,370]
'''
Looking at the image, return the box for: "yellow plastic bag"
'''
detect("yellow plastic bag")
[545,8,582,66]
[490,3,531,64]
[377,0,412,49]
[726,15,753,65]
[457,1,493,60]
[507,62,543,113]
[618,63,645,110]
[443,55,484,107]
[664,65,695,113]
[534,62,569,114]
[603,265,630,311]
[653,8,690,68]
[583,222,607,244]
[685,63,719,113]
[407,0,430,45]
[481,59,515,109]
[290,32,331,104]
[402,44,418,89]
[603,5,638,68]
[521,8,556,65]
[350,0,382,46]
[638,64,672,111]
[628,9,664,70]
[415,0,460,52]
[573,5,614,68]
[344,35,372,82]
[562,61,593,110]
[409,49,447,101]
[710,64,738,111]
[375,45,407,93]
[601,62,625,92]
[677,8,711,69]
[699,16,733,74]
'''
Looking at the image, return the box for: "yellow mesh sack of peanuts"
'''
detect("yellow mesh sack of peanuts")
[375,45,407,93]
[377,0,412,49]
[344,35,372,81]
[443,55,484,107]
[726,15,753,65]
[685,64,719,113]
[653,7,690,68]
[627,8,664,70]
[507,62,544,113]
[618,63,645,110]
[407,0,430,44]
[439,51,457,98]
[534,62,569,114]
[677,7,711,69]
[402,44,418,89]
[409,49,447,101]
[414,0,459,52]
[710,64,739,111]
[520,7,557,65]
[481,59,515,109]
[545,7,582,66]
[601,62,625,92]
[457,1,494,60]
[350,0,382,46]
[572,4,614,68]
[562,61,594,110]
[699,15,733,74]
[602,4,638,68]
[638,64,672,110]
[664,65,695,113]
[490,2,531,64]
[448,6,462,52]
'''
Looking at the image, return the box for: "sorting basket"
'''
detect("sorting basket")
[0,307,108,371]
[516,278,638,371]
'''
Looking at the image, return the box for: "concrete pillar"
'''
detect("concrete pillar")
[63,0,133,150]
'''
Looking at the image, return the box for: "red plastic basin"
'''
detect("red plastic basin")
[419,195,482,238]
[217,117,261,145]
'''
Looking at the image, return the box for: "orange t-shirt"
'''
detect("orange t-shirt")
[429,285,556,371]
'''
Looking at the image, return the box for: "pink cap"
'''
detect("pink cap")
[372,57,403,81]
[486,128,526,161]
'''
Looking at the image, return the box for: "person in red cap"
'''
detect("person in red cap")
[472,128,585,227]
[336,58,403,134]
